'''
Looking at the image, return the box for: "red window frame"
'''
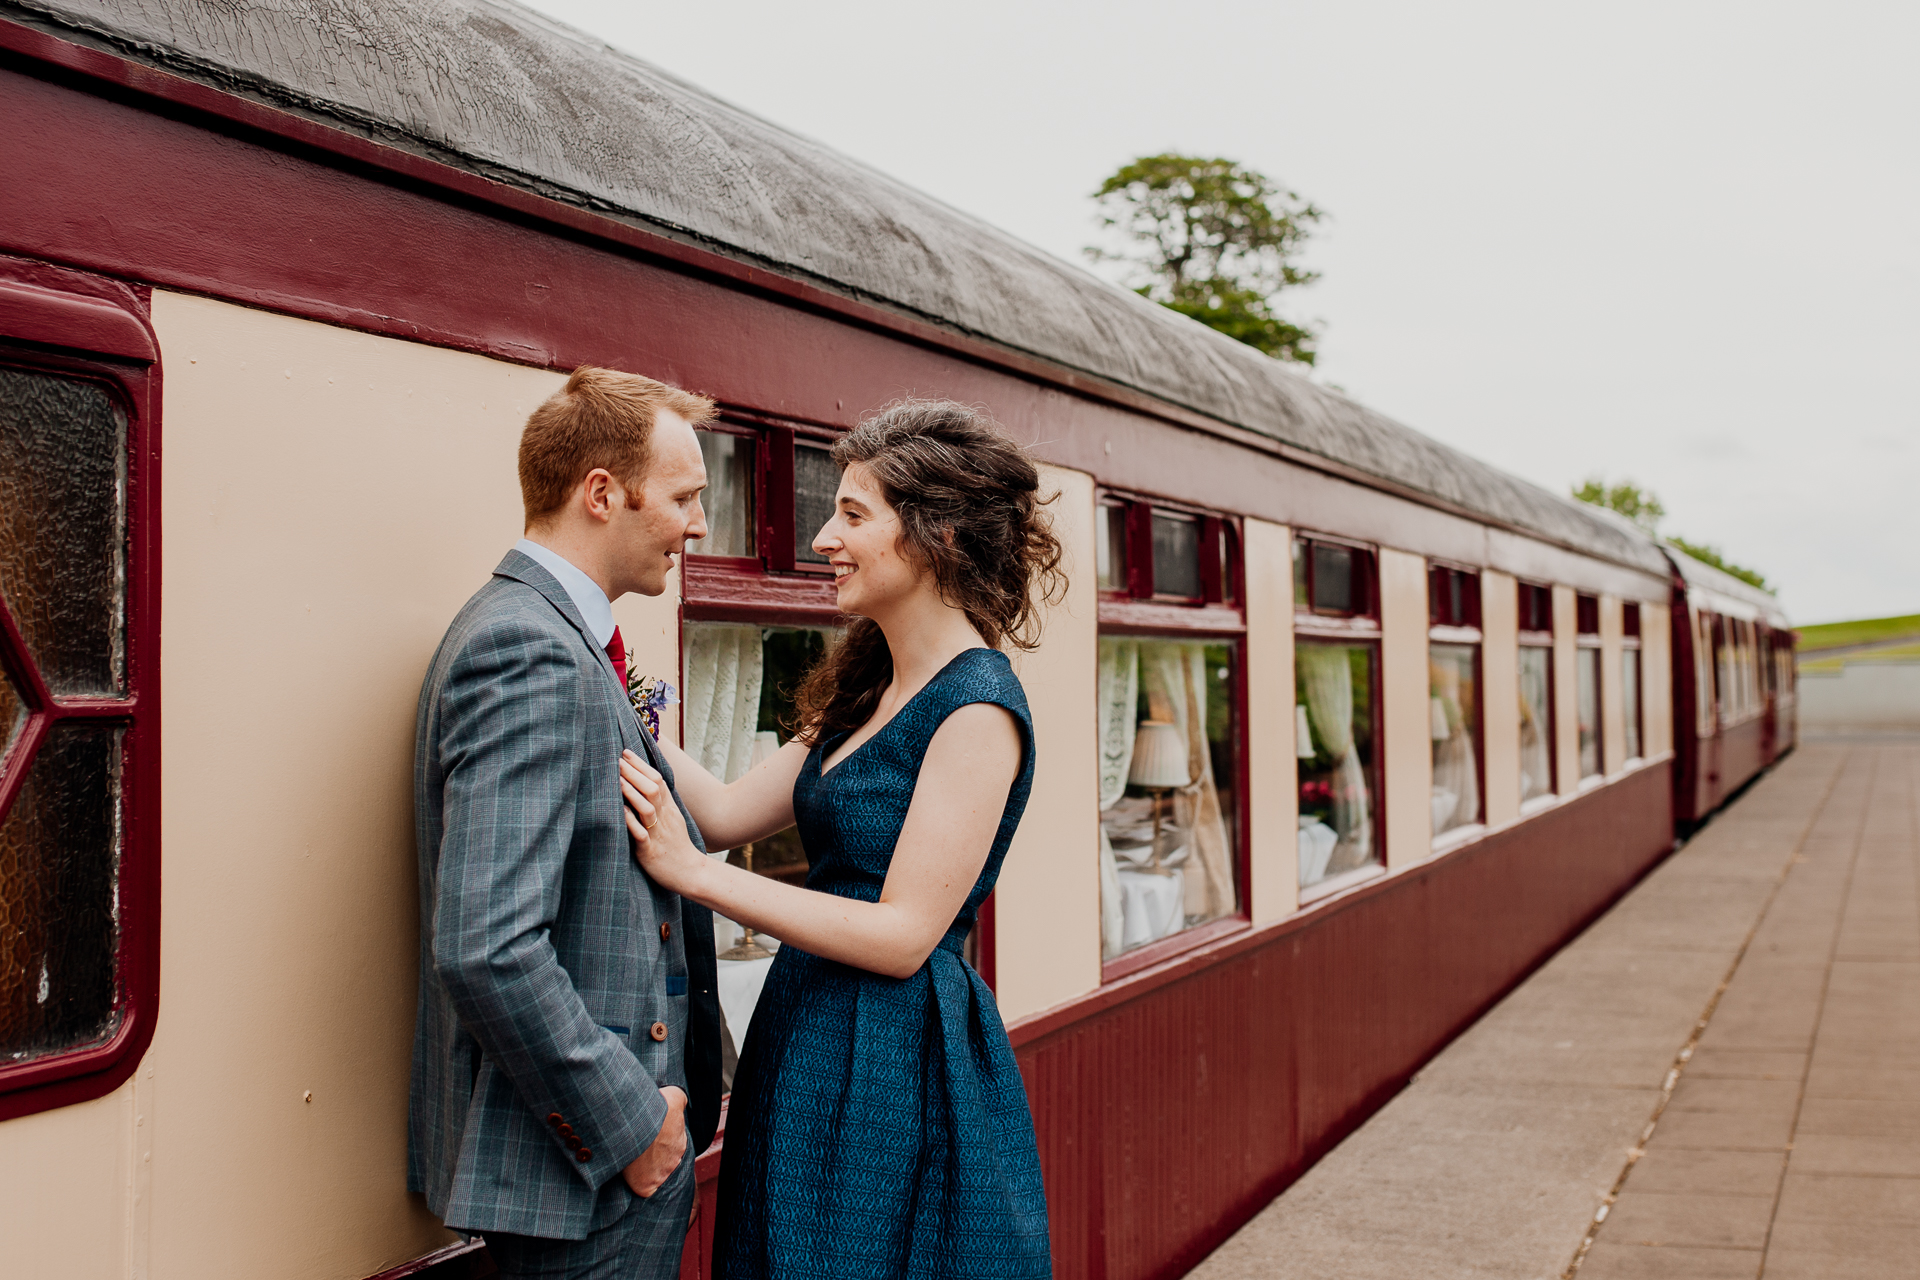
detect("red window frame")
[0,259,160,1120]
[1098,491,1249,981]
[1516,580,1556,804]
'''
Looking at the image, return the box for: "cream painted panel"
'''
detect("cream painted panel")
[1480,570,1520,828]
[0,1082,133,1275]
[150,291,580,1279]
[1642,600,1674,758]
[1243,518,1297,924]
[1601,596,1626,775]
[1553,587,1579,794]
[996,465,1100,1021]
[1379,549,1431,867]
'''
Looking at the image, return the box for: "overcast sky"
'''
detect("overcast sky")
[525,0,1916,624]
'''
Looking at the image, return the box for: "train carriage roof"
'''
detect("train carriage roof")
[17,0,1669,574]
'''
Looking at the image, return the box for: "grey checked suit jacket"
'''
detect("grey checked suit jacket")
[409,550,721,1240]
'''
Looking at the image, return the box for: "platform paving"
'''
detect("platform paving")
[1186,735,1919,1280]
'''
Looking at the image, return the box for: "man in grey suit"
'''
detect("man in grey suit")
[410,367,724,1278]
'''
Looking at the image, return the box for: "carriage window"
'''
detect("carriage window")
[1519,645,1555,802]
[1621,603,1643,761]
[1293,537,1374,617]
[0,366,136,1078]
[1296,642,1380,888]
[1429,644,1481,838]
[686,428,755,558]
[1576,648,1602,779]
[1622,648,1643,761]
[684,621,837,1084]
[1097,637,1240,960]
[1518,581,1554,634]
[792,442,839,566]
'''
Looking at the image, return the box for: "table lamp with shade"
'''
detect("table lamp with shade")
[1128,720,1190,876]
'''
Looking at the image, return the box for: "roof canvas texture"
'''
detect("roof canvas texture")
[10,0,1665,572]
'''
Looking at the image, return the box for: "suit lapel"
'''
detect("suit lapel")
[493,550,644,752]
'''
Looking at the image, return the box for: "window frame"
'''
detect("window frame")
[1098,491,1249,982]
[0,264,161,1121]
[1295,633,1386,900]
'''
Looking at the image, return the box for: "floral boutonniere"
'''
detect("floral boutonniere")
[626,669,678,740]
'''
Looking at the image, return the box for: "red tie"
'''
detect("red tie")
[605,625,628,694]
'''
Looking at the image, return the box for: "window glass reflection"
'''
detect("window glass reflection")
[1311,544,1354,614]
[1096,637,1237,959]
[1296,641,1378,888]
[1519,647,1554,801]
[1576,648,1602,779]
[1429,643,1480,837]
[1096,504,1127,592]
[685,431,754,558]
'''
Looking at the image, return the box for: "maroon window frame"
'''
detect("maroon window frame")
[1099,491,1249,982]
[0,260,160,1120]
[1427,563,1485,839]
[1427,563,1482,630]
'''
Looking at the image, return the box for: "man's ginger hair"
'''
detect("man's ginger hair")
[518,366,716,526]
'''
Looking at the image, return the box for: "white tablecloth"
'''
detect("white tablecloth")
[1115,867,1184,951]
[717,953,776,1046]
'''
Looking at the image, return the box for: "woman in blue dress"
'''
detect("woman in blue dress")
[619,400,1063,1279]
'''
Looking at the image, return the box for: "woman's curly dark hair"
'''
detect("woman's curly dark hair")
[792,400,1067,745]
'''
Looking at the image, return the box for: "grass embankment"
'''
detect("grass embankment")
[1796,612,1920,671]
[1796,613,1920,653]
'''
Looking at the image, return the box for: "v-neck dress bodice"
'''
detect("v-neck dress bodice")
[713,647,1052,1279]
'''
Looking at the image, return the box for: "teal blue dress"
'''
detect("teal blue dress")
[713,648,1052,1279]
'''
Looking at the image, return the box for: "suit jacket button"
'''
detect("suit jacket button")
[558,1123,574,1138]
[660,922,672,940]
[548,1113,563,1128]
[649,1021,669,1042]
[576,1147,592,1162]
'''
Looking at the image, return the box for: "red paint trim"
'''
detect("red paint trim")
[1097,599,1246,635]
[680,557,840,626]
[0,262,161,1121]
[1100,916,1249,985]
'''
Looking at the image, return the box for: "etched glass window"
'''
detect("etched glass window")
[0,367,131,1068]
[1150,513,1201,599]
[792,443,838,565]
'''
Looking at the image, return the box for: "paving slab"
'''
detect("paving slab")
[1185,738,1920,1279]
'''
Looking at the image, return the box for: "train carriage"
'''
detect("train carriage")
[0,2,1793,1278]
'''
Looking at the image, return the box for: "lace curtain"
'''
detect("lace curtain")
[1096,639,1138,958]
[1298,644,1373,875]
[682,622,764,787]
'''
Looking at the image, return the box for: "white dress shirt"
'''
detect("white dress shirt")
[513,537,616,648]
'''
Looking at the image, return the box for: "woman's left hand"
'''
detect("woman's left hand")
[622,750,709,893]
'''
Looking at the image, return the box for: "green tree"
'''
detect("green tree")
[1572,478,1666,531]
[1088,154,1324,364]
[1666,536,1772,593]
[1570,478,1773,593]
